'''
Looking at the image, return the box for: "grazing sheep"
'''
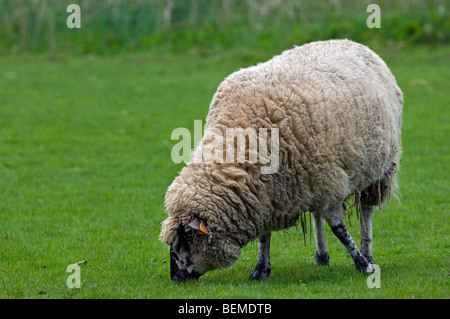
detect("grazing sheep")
[160,39,403,281]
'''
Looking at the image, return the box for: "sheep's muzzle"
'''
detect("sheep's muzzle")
[169,246,201,282]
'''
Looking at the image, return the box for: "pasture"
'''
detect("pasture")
[0,44,448,298]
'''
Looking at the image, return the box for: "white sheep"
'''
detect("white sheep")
[160,39,403,281]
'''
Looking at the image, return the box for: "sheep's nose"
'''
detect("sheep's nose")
[170,268,200,282]
[169,248,200,282]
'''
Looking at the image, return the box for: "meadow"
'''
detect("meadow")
[0,42,448,299]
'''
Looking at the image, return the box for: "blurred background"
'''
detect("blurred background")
[0,0,448,55]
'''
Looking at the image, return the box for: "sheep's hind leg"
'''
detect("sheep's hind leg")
[249,234,271,280]
[312,212,329,266]
[360,205,374,264]
[324,206,373,273]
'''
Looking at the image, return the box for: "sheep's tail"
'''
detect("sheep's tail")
[359,160,400,211]
[343,160,400,223]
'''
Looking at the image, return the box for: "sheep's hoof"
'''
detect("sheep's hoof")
[315,252,330,266]
[355,255,374,273]
[364,264,375,274]
[249,264,271,280]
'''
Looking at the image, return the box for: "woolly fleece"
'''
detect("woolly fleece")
[160,39,403,274]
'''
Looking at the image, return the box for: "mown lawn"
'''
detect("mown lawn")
[0,44,448,298]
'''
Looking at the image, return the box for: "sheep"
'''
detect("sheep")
[160,39,403,281]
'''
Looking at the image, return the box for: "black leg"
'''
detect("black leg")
[249,234,271,280]
[324,205,373,273]
[312,212,330,266]
[360,205,374,264]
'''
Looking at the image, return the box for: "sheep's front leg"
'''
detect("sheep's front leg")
[312,212,330,266]
[249,234,271,280]
[324,207,373,273]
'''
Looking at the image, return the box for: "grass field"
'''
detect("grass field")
[0,44,448,299]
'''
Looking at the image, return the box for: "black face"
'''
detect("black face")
[170,246,200,282]
[169,225,201,282]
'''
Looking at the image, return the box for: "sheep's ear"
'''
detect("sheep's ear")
[188,217,208,235]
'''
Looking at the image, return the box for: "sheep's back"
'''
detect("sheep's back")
[205,39,403,213]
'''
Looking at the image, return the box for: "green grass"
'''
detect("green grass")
[0,44,449,299]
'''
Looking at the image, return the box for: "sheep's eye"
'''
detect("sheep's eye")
[182,227,194,243]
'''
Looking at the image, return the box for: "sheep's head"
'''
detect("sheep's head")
[160,165,248,281]
[160,214,241,282]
